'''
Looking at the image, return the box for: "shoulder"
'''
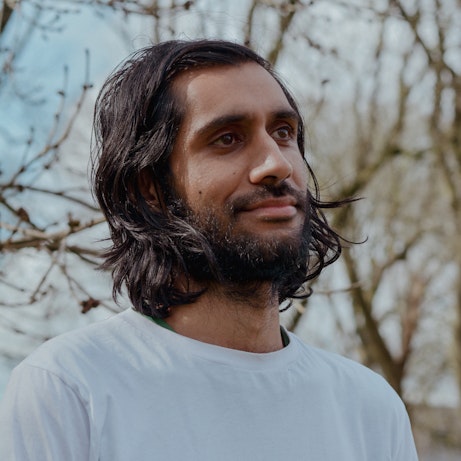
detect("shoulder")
[289,334,417,454]
[291,334,418,460]
[25,309,128,358]
[290,332,390,382]
[289,332,406,412]
[14,309,149,389]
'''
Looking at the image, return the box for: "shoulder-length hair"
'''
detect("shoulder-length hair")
[92,39,347,318]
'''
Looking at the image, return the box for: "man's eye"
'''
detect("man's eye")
[273,126,294,140]
[213,133,240,146]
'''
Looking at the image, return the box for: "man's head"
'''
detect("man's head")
[92,39,343,318]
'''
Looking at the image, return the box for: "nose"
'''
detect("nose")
[248,132,293,186]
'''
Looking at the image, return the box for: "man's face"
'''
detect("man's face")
[168,62,310,282]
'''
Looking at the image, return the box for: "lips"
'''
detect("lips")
[243,196,297,211]
[241,196,298,220]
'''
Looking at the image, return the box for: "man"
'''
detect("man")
[0,40,418,460]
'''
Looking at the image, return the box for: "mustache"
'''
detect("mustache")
[229,182,308,215]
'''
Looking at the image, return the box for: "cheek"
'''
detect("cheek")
[189,162,241,201]
[289,155,309,189]
[169,156,209,206]
[180,169,222,209]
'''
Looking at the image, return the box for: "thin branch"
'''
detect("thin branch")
[243,0,258,47]
[0,0,15,35]
[390,0,457,78]
[3,49,92,188]
[267,0,298,65]
[0,216,106,252]
[6,184,100,211]
[29,252,59,304]
[61,0,194,17]
[370,231,422,294]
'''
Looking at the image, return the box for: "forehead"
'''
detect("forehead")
[172,62,296,128]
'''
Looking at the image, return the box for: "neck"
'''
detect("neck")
[166,281,284,353]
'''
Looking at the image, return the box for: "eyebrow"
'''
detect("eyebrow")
[192,108,300,139]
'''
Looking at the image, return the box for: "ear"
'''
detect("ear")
[138,168,162,211]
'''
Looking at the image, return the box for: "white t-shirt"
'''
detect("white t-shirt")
[0,308,418,460]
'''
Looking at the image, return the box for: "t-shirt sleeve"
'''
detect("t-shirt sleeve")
[0,363,93,461]
[392,399,420,460]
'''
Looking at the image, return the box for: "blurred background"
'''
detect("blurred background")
[1,0,460,458]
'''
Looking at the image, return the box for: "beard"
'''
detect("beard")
[166,182,311,292]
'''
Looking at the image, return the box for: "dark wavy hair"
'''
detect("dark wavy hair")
[92,39,347,318]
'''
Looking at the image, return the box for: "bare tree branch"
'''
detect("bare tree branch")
[0,0,15,35]
[0,217,105,252]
